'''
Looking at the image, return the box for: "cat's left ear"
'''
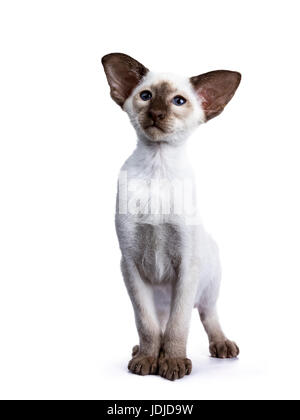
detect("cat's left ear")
[190,70,241,121]
[102,53,149,107]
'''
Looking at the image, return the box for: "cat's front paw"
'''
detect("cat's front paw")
[209,339,239,359]
[158,352,192,381]
[128,354,158,376]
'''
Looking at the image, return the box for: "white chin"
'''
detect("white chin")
[143,127,167,141]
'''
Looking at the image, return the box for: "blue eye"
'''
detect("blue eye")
[140,90,152,101]
[172,95,186,106]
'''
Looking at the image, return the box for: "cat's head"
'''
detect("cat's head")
[102,53,241,145]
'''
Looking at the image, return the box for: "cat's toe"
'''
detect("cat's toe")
[158,354,192,381]
[128,355,158,376]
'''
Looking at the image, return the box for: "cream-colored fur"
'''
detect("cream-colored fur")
[102,56,240,380]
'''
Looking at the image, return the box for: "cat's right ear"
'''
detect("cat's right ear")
[102,53,149,107]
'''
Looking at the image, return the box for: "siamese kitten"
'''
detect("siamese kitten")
[102,53,241,381]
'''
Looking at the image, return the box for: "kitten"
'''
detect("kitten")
[102,53,241,381]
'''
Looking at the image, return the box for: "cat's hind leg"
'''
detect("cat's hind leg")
[198,306,239,359]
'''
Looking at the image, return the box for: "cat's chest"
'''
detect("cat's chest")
[134,223,182,284]
[127,174,176,220]
[123,165,195,224]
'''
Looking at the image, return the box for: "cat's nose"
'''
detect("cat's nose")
[148,109,166,122]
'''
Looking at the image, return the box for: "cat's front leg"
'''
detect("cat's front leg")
[121,258,161,376]
[159,264,197,381]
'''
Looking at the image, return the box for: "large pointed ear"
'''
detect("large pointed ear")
[190,70,241,121]
[101,53,149,107]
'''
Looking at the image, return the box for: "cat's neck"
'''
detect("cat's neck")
[126,137,192,180]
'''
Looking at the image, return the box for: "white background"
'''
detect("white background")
[0,0,299,400]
